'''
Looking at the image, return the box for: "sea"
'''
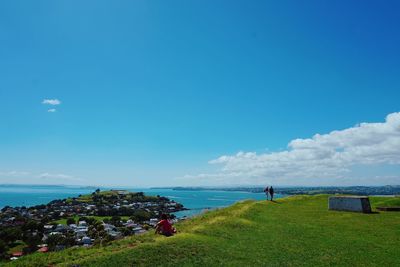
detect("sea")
[0,185,282,217]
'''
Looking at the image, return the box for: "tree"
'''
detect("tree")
[88,221,105,239]
[47,234,65,251]
[130,210,151,222]
[64,230,76,247]
[118,227,132,237]
[22,220,42,232]
[47,231,75,251]
[110,216,122,227]
[0,240,9,260]
[66,218,76,225]
[0,227,22,244]
[23,233,42,253]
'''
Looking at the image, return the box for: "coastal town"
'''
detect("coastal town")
[0,189,186,261]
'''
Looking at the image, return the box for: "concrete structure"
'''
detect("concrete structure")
[328,196,371,213]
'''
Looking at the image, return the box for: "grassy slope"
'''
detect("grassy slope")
[4,195,400,267]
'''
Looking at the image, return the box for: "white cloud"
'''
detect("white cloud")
[38,173,73,179]
[0,171,30,177]
[47,109,56,113]
[37,173,84,182]
[0,171,85,184]
[42,99,61,105]
[184,112,400,185]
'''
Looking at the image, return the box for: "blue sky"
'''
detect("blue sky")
[1,1,400,187]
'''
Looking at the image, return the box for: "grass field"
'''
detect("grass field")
[4,195,400,267]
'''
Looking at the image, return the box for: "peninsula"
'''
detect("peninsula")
[0,189,185,261]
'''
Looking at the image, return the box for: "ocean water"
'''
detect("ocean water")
[0,185,282,217]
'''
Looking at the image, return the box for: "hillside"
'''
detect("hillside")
[0,190,185,259]
[4,195,400,267]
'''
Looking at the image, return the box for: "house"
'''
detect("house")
[103,223,122,238]
[125,221,139,228]
[81,236,92,245]
[49,232,62,236]
[108,230,122,238]
[12,251,23,257]
[55,224,69,232]
[103,223,116,231]
[43,225,54,232]
[148,218,158,226]
[132,227,146,235]
[37,247,49,253]
[74,225,88,238]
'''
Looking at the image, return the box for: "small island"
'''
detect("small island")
[0,189,186,261]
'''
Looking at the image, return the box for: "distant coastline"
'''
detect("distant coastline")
[151,185,400,196]
[2,184,399,196]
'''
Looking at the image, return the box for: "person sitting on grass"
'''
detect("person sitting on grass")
[155,214,177,237]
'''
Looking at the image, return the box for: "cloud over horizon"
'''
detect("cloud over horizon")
[0,171,30,177]
[182,112,400,186]
[36,172,83,182]
[0,171,83,184]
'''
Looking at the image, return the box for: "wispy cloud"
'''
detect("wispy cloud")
[0,171,30,177]
[36,172,84,183]
[182,112,400,185]
[47,108,57,113]
[38,172,77,180]
[0,171,83,183]
[42,99,61,105]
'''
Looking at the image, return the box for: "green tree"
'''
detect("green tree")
[0,240,9,260]
[47,234,65,251]
[130,210,151,222]
[110,216,122,227]
[66,218,76,225]
[23,233,42,253]
[0,227,22,243]
[64,230,76,247]
[118,227,132,237]
[88,221,105,239]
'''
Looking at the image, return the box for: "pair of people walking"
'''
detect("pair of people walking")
[264,186,274,201]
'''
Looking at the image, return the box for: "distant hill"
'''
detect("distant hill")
[4,195,400,266]
[158,185,400,195]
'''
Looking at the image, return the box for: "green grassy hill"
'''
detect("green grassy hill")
[4,195,400,267]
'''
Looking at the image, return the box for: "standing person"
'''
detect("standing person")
[264,186,269,201]
[269,186,274,201]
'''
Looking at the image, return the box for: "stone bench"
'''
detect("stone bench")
[328,196,371,213]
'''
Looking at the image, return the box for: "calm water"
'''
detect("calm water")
[0,185,282,217]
